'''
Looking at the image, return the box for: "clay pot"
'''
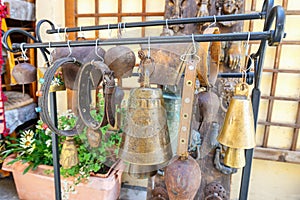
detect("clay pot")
[2,156,122,200]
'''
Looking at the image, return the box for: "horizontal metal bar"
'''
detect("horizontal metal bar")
[12,32,270,50]
[46,12,265,34]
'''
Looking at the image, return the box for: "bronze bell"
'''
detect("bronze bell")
[12,62,37,84]
[60,136,79,169]
[128,163,157,179]
[118,87,173,169]
[217,82,256,168]
[104,46,136,79]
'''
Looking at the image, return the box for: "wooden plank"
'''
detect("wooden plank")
[254,147,300,164]
[65,0,76,40]
[291,102,300,150]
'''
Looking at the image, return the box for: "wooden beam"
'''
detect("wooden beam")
[254,147,300,164]
[65,0,76,40]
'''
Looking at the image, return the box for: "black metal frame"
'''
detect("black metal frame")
[1,0,285,199]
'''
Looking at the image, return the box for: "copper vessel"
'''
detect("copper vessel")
[104,46,136,79]
[118,87,173,167]
[165,155,201,200]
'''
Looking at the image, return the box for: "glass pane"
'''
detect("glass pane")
[268,126,293,149]
[77,18,96,38]
[279,45,300,70]
[275,73,300,98]
[146,0,165,12]
[287,0,300,10]
[260,72,272,96]
[122,17,142,38]
[258,99,269,121]
[284,16,300,41]
[99,0,118,13]
[98,17,118,39]
[122,0,142,13]
[77,0,95,14]
[256,124,266,147]
[145,17,164,36]
[271,100,298,123]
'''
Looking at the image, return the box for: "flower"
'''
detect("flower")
[21,130,34,140]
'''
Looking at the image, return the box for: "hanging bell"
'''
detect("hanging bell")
[223,147,246,168]
[118,87,173,167]
[165,155,201,200]
[12,62,37,84]
[60,136,79,169]
[104,46,136,79]
[128,163,158,179]
[217,82,256,168]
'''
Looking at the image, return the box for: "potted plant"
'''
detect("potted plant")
[1,107,123,200]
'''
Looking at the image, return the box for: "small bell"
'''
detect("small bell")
[217,82,256,168]
[60,136,79,169]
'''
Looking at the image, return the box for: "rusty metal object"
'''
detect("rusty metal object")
[204,182,228,200]
[217,82,256,168]
[165,155,201,200]
[51,46,105,89]
[152,186,169,200]
[104,46,136,79]
[12,62,37,84]
[118,87,173,166]
[60,136,79,169]
[139,43,189,85]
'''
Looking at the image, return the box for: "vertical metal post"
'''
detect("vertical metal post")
[239,40,268,200]
[50,92,62,200]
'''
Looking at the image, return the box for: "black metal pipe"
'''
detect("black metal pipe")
[46,12,265,34]
[10,31,271,51]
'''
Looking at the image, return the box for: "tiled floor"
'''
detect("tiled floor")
[0,174,147,200]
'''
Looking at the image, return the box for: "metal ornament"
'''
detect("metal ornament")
[204,182,228,200]
[128,163,158,179]
[60,136,79,169]
[217,82,256,168]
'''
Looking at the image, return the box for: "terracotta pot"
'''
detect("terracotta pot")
[2,156,122,200]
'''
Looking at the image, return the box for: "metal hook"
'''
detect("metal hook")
[64,27,69,41]
[122,22,126,33]
[245,32,251,56]
[95,38,104,62]
[208,15,217,28]
[107,24,112,38]
[67,40,72,57]
[147,36,151,59]
[117,22,122,38]
[180,34,200,63]
[20,43,29,60]
[79,26,85,38]
[166,19,169,30]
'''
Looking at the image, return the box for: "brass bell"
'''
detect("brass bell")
[118,87,173,168]
[60,136,79,169]
[128,163,157,179]
[223,147,246,168]
[217,82,256,168]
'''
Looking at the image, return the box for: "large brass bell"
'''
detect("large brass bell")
[118,87,173,166]
[217,82,256,168]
